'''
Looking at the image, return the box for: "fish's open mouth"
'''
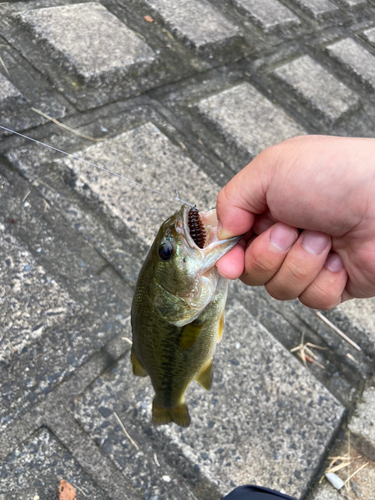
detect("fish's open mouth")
[182,205,221,250]
[188,206,206,248]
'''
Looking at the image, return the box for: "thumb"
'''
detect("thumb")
[216,149,275,239]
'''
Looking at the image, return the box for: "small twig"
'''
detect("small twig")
[346,352,359,364]
[326,461,351,474]
[154,453,160,467]
[72,483,88,497]
[314,311,362,351]
[0,54,10,76]
[121,337,132,345]
[183,483,200,500]
[347,430,351,492]
[113,411,139,450]
[31,107,100,142]
[22,190,31,202]
[291,333,326,369]
[345,462,368,486]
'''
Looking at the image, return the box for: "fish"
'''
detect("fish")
[131,204,240,427]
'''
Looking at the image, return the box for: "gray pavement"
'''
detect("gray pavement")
[1,1,375,499]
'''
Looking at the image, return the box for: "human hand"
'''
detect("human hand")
[216,135,375,309]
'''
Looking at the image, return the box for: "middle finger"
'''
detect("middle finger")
[265,230,331,300]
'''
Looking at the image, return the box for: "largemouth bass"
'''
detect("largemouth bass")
[131,204,240,427]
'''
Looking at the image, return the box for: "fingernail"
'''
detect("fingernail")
[302,231,330,255]
[217,222,235,240]
[270,224,298,251]
[325,253,344,272]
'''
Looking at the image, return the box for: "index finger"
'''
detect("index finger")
[216,150,276,239]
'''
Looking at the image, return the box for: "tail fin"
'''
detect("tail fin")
[152,400,191,427]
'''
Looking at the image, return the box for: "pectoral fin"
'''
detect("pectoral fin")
[179,322,203,350]
[195,358,213,391]
[131,347,147,377]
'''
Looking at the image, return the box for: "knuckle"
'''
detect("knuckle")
[299,281,341,310]
[264,282,297,301]
[249,247,278,277]
[286,259,311,284]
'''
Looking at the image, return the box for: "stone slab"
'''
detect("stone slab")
[291,0,338,17]
[12,3,158,109]
[273,55,359,123]
[0,42,68,135]
[0,427,109,499]
[195,82,304,158]
[327,38,375,90]
[349,386,375,461]
[0,172,133,432]
[233,0,300,29]
[335,298,375,347]
[0,72,29,130]
[74,300,344,499]
[143,0,240,50]
[61,121,218,245]
[0,222,77,364]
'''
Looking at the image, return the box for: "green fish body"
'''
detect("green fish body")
[131,204,240,427]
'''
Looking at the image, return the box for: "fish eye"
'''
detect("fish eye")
[158,241,174,261]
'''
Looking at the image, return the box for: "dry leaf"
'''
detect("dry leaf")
[58,480,77,500]
[144,15,154,22]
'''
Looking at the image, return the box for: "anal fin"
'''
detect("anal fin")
[131,347,147,377]
[195,358,213,391]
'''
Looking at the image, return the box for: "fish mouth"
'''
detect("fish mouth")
[182,204,218,250]
[181,205,241,267]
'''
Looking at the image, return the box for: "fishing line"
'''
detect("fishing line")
[0,124,194,207]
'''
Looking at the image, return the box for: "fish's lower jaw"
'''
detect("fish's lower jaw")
[152,400,191,428]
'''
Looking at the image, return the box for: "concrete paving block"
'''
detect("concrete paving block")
[273,55,359,123]
[0,172,135,432]
[195,82,304,158]
[12,3,158,109]
[61,122,218,245]
[335,298,375,346]
[143,0,240,50]
[74,384,207,499]
[233,0,300,29]
[74,300,344,499]
[0,222,78,364]
[0,427,109,499]
[327,38,375,90]
[349,386,375,461]
[291,0,338,17]
[0,72,29,130]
